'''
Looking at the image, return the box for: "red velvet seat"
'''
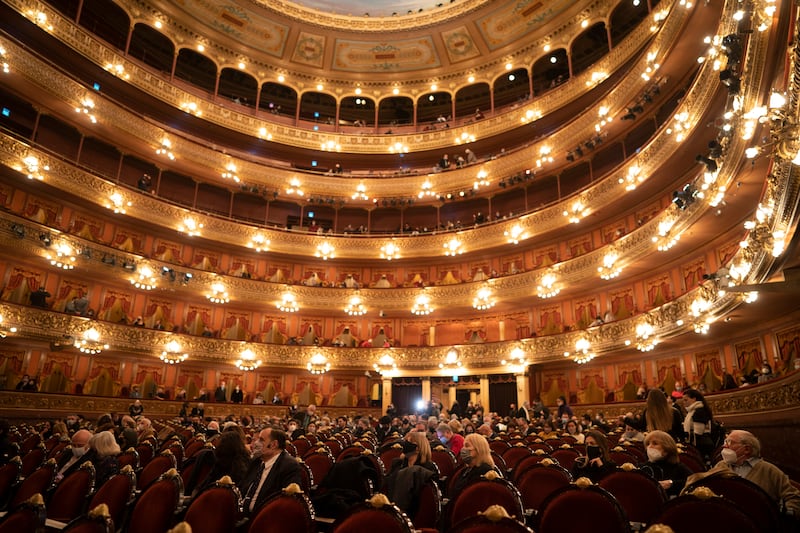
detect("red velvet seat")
[88,465,136,529]
[47,461,96,523]
[20,433,42,455]
[535,477,630,533]
[295,458,314,493]
[678,450,707,473]
[126,468,183,533]
[336,444,367,461]
[249,483,315,533]
[378,443,403,468]
[136,450,177,490]
[47,440,69,460]
[291,437,312,457]
[683,473,782,533]
[61,503,114,533]
[489,439,511,456]
[448,472,525,530]
[332,493,415,533]
[10,458,56,509]
[184,476,241,533]
[116,448,140,471]
[166,440,184,466]
[411,475,441,531]
[512,451,555,482]
[549,447,580,471]
[515,460,572,515]
[324,439,343,458]
[598,464,666,528]
[501,445,534,476]
[0,493,46,533]
[0,456,22,510]
[431,446,458,482]
[182,437,207,460]
[449,504,534,533]
[653,487,760,533]
[490,452,507,474]
[21,444,47,477]
[608,447,640,466]
[303,449,335,489]
[134,441,154,468]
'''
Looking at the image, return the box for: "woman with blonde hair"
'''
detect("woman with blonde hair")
[627,389,685,442]
[404,430,435,471]
[641,430,692,497]
[450,433,496,496]
[89,430,121,487]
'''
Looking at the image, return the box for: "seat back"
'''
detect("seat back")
[535,478,630,533]
[20,433,42,454]
[88,465,136,529]
[11,459,56,508]
[137,450,177,490]
[0,457,22,510]
[337,445,366,461]
[134,442,154,468]
[47,462,96,522]
[183,437,206,460]
[303,449,334,487]
[62,503,114,533]
[653,488,760,533]
[249,484,315,533]
[515,461,572,514]
[430,447,458,479]
[678,451,707,473]
[0,493,46,533]
[449,475,525,529]
[324,439,343,458]
[598,465,665,527]
[184,477,241,533]
[126,469,183,533]
[684,473,782,533]
[332,493,415,533]
[550,448,580,471]
[449,504,534,533]
[512,451,554,482]
[21,444,47,477]
[116,448,139,471]
[291,437,312,457]
[378,444,403,468]
[501,445,534,475]
[295,458,314,493]
[411,476,441,530]
[47,440,69,460]
[488,439,511,456]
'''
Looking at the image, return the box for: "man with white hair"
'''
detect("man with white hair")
[687,429,800,518]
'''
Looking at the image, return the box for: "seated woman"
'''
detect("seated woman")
[396,430,437,474]
[571,430,616,483]
[89,430,120,488]
[564,419,585,444]
[384,436,438,518]
[191,430,250,497]
[639,430,693,498]
[450,433,497,497]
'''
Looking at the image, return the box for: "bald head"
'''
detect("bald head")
[71,429,92,448]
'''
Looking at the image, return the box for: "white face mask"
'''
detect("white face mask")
[721,448,739,464]
[251,440,264,458]
[72,446,87,458]
[646,447,664,462]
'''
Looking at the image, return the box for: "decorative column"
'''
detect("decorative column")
[516,372,529,408]
[499,320,506,341]
[381,377,392,415]
[479,375,489,414]
[422,377,431,405]
[448,385,457,413]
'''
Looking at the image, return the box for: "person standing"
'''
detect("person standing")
[215,381,227,403]
[231,385,244,404]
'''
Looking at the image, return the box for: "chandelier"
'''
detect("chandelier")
[418,178,436,198]
[131,265,157,291]
[537,272,560,298]
[75,97,97,123]
[160,340,188,364]
[598,251,621,280]
[504,224,527,245]
[315,240,335,260]
[344,293,367,316]
[438,348,463,370]
[411,293,433,315]
[48,243,76,270]
[373,354,397,376]
[179,217,203,237]
[221,162,239,182]
[653,219,679,251]
[563,200,588,224]
[207,282,230,304]
[22,155,48,180]
[472,285,495,310]
[236,348,262,371]
[277,292,299,313]
[473,169,489,189]
[106,191,131,214]
[635,321,657,352]
[381,241,401,260]
[564,338,595,364]
[155,138,175,160]
[352,182,368,201]
[249,234,270,252]
[78,327,109,355]
[0,314,17,338]
[307,353,330,375]
[501,347,528,372]
[443,238,463,256]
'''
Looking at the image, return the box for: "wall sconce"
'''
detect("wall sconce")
[104,62,130,79]
[438,348,462,370]
[277,292,299,313]
[180,101,202,117]
[455,131,476,145]
[221,162,239,182]
[411,293,433,315]
[352,182,368,201]
[315,240,335,260]
[0,314,18,338]
[131,265,157,291]
[635,321,657,352]
[373,354,397,376]
[320,139,341,152]
[75,97,97,123]
[504,224,527,245]
[563,200,588,223]
[286,177,304,196]
[22,155,48,180]
[652,218,680,251]
[381,241,400,260]
[155,138,175,160]
[207,282,230,304]
[160,339,188,364]
[236,348,262,371]
[473,169,489,189]
[418,179,436,198]
[598,251,621,280]
[307,353,330,375]
[389,142,409,154]
[501,347,528,371]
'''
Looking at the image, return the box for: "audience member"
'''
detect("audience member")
[88,430,120,487]
[193,430,250,496]
[450,434,496,496]
[238,428,302,517]
[571,430,616,483]
[231,385,244,404]
[0,419,15,465]
[626,389,685,442]
[30,286,51,308]
[128,399,144,418]
[682,389,715,459]
[640,430,692,497]
[55,429,93,482]
[437,422,465,456]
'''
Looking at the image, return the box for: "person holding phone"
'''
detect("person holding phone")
[571,430,616,483]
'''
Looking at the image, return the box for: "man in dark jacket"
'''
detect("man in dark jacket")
[238,427,302,516]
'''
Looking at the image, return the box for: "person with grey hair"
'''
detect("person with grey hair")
[88,430,120,487]
[686,429,800,518]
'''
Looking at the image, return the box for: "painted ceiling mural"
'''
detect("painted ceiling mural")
[163,0,579,73]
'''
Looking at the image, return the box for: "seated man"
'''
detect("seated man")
[686,429,800,519]
[55,429,93,482]
[238,428,301,517]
